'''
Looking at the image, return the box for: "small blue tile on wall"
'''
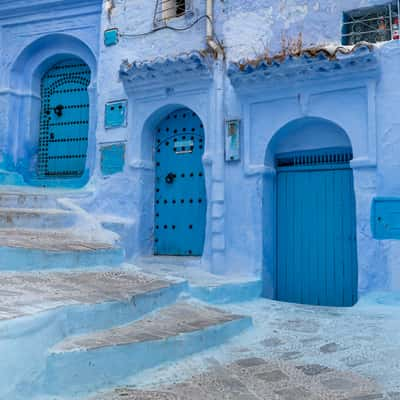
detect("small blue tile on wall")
[105,100,127,129]
[371,197,400,239]
[101,143,125,176]
[104,28,119,46]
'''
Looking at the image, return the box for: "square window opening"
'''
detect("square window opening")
[342,2,400,45]
[154,0,190,26]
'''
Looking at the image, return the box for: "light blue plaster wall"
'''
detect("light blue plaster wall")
[0,0,102,182]
[90,0,400,293]
[1,0,400,295]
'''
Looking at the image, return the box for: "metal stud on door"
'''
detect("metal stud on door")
[154,109,207,256]
[37,58,91,178]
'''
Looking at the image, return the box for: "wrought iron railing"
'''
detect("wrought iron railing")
[342,1,400,45]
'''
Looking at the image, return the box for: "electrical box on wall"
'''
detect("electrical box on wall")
[104,28,119,46]
[225,119,240,161]
[105,100,127,129]
[100,142,126,176]
[371,197,400,239]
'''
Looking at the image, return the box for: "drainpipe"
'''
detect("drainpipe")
[206,0,224,57]
[206,0,226,274]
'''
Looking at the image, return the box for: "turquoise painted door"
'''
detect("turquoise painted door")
[155,109,206,256]
[37,58,91,178]
[276,150,358,307]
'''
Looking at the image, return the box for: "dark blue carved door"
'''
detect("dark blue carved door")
[155,109,207,256]
[37,58,90,178]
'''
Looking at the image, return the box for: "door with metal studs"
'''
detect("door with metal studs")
[276,149,358,307]
[154,108,207,256]
[37,58,91,178]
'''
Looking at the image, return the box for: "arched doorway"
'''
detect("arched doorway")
[154,108,206,256]
[37,57,91,179]
[265,118,358,307]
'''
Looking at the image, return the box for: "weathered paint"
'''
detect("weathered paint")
[0,0,400,294]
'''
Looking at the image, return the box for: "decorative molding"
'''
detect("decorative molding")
[119,51,213,95]
[227,45,379,91]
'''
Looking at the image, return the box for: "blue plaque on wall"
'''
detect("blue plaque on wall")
[225,119,240,161]
[104,28,119,46]
[100,143,125,176]
[105,100,127,129]
[371,197,400,239]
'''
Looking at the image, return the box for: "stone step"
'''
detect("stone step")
[0,207,76,229]
[0,190,59,208]
[0,270,187,399]
[43,302,252,397]
[0,228,124,269]
[0,169,26,186]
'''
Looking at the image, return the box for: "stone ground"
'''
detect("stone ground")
[91,292,400,400]
[0,268,178,320]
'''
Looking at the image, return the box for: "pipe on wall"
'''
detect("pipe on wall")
[206,0,223,57]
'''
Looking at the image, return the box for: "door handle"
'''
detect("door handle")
[165,173,176,184]
[54,104,64,117]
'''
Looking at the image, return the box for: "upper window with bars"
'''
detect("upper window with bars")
[154,0,190,26]
[342,2,400,45]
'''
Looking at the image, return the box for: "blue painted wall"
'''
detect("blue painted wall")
[2,0,400,295]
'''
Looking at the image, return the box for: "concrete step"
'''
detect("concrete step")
[0,228,124,269]
[0,169,25,186]
[0,207,76,229]
[0,190,59,208]
[43,302,252,397]
[0,270,187,399]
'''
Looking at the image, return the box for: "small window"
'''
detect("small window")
[154,0,189,26]
[342,3,400,45]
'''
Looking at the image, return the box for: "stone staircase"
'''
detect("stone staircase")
[0,187,124,270]
[0,269,253,400]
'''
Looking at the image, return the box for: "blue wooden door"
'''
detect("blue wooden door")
[276,150,358,307]
[37,58,90,178]
[155,109,206,256]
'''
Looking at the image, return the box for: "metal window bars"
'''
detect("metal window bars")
[342,1,400,45]
[154,0,189,26]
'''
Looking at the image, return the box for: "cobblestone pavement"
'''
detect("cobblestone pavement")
[93,357,393,400]
[91,293,400,400]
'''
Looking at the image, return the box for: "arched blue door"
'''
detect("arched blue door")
[276,149,358,307]
[154,108,206,256]
[37,58,90,178]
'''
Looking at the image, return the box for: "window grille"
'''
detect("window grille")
[276,149,353,168]
[154,0,190,26]
[342,2,400,45]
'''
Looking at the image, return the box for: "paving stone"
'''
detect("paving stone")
[320,342,339,354]
[346,394,384,400]
[279,319,320,333]
[274,386,312,400]
[235,358,267,368]
[296,364,332,376]
[342,355,371,368]
[321,377,356,391]
[262,337,284,347]
[280,351,302,360]
[255,369,289,383]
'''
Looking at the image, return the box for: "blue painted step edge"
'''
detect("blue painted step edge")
[40,316,252,398]
[189,280,263,304]
[0,280,188,400]
[0,246,125,270]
